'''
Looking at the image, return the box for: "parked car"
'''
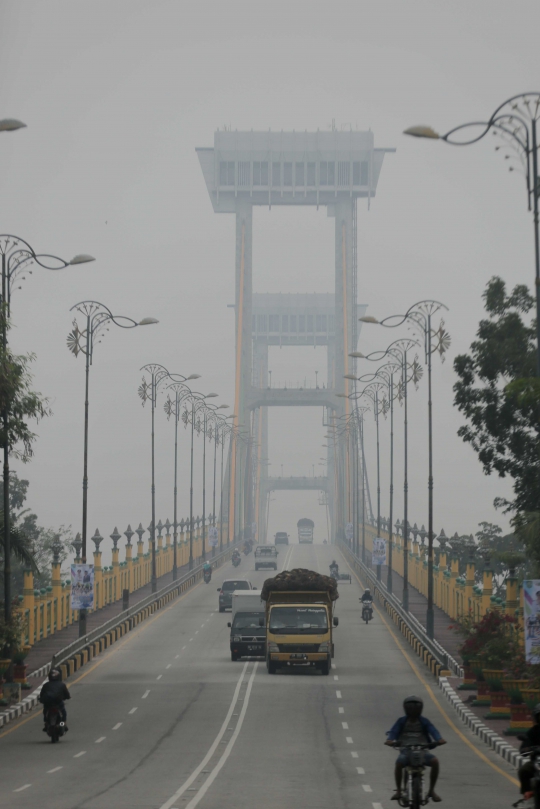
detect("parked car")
[274,532,289,546]
[255,546,278,571]
[217,579,253,612]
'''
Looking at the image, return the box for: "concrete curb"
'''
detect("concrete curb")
[439,676,523,770]
[0,680,45,729]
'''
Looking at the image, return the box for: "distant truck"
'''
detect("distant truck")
[297,518,314,544]
[274,532,289,546]
[227,590,266,661]
[260,569,339,676]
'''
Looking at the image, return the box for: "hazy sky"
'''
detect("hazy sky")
[1,1,538,565]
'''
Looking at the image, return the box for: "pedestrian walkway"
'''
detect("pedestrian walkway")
[371,564,463,663]
[25,557,198,676]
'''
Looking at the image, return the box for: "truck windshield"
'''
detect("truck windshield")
[232,612,264,631]
[269,607,328,634]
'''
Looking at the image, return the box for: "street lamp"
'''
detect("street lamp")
[361,302,450,637]
[0,119,26,132]
[204,405,229,557]
[405,93,540,373]
[0,237,94,628]
[164,376,200,579]
[68,301,157,634]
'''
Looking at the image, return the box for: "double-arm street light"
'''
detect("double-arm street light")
[200,402,229,560]
[164,377,201,580]
[0,119,26,133]
[0,237,94,635]
[184,392,218,568]
[405,93,540,373]
[204,407,230,556]
[68,301,157,634]
[361,303,450,637]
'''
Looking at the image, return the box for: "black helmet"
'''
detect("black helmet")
[48,668,61,682]
[403,695,423,716]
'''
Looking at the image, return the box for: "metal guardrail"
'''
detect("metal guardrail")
[50,542,242,671]
[338,540,463,677]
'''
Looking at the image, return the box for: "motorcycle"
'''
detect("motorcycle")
[392,743,439,809]
[232,554,241,568]
[329,565,339,581]
[243,539,253,555]
[514,743,540,809]
[360,599,373,624]
[203,568,212,584]
[45,706,66,743]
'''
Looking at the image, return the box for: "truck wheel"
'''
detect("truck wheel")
[320,660,330,675]
[231,651,239,661]
[267,657,277,674]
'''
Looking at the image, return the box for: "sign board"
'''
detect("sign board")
[372,537,387,566]
[70,564,94,610]
[524,580,540,663]
[345,522,354,541]
[208,526,219,547]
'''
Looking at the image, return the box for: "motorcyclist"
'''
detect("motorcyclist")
[203,560,211,572]
[39,668,71,732]
[360,589,372,603]
[385,695,446,803]
[518,704,540,796]
[329,560,339,576]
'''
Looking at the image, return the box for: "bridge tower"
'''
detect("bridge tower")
[197,130,392,544]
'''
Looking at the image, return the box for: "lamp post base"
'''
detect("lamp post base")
[426,607,434,639]
[172,564,178,581]
[151,577,157,594]
[78,609,87,639]
[403,589,409,613]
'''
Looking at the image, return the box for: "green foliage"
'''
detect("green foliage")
[453,276,539,513]
[0,606,26,652]
[0,313,51,462]
[452,610,521,668]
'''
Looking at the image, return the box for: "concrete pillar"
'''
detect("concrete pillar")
[506,576,519,615]
[465,557,475,616]
[125,542,133,593]
[482,565,493,616]
[94,550,102,610]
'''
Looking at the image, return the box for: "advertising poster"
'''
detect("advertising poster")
[208,526,219,547]
[523,580,540,663]
[372,537,387,566]
[345,523,354,541]
[70,564,95,610]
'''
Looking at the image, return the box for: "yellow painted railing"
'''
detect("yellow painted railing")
[19,524,222,649]
[359,524,520,623]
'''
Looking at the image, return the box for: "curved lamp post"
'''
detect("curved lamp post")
[203,405,230,556]
[351,339,422,605]
[68,301,157,635]
[0,119,26,132]
[361,302,450,637]
[0,237,94,627]
[405,93,540,372]
[164,376,201,579]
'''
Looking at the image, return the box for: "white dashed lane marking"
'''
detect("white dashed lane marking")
[346,737,353,744]
[157,675,163,680]
[356,767,365,774]
[336,690,342,699]
[129,708,138,715]
[13,785,31,792]
[47,767,62,774]
[351,752,359,759]
[342,722,349,729]
[95,737,106,743]
[112,723,122,730]
[166,664,172,669]
[142,690,150,699]
[373,803,383,809]
[338,707,344,714]
[74,751,86,758]
[334,675,339,681]
[362,785,373,793]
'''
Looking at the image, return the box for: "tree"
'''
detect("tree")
[453,276,539,513]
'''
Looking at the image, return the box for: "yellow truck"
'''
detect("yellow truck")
[260,569,339,676]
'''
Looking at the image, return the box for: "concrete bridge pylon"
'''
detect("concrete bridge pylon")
[197,130,393,545]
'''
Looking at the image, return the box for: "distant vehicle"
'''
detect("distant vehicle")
[255,546,278,571]
[275,532,289,545]
[227,591,266,660]
[297,518,314,544]
[217,579,253,612]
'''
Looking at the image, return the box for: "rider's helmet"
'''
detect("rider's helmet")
[403,695,423,718]
[331,560,337,566]
[364,589,371,596]
[48,668,62,682]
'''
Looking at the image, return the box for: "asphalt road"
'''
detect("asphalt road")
[0,542,519,809]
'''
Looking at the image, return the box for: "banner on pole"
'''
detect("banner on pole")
[345,523,353,541]
[70,564,94,610]
[524,580,540,663]
[208,526,219,547]
[372,537,387,566]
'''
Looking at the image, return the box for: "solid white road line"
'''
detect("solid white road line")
[13,784,31,792]
[74,751,86,758]
[129,708,138,715]
[362,785,373,792]
[158,662,250,809]
[95,737,106,743]
[47,767,62,774]
[112,723,122,730]
[183,664,259,809]
[142,690,150,699]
